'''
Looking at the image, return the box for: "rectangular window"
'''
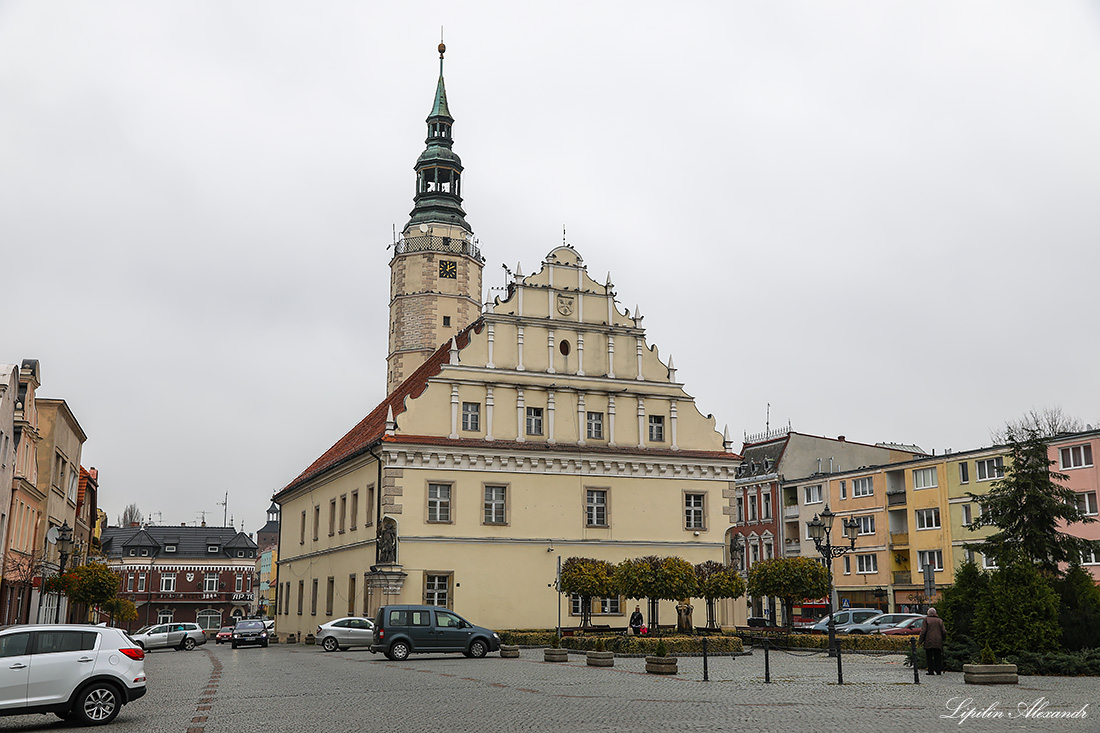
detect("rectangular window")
[684,493,705,530]
[958,462,969,484]
[856,515,875,535]
[586,412,604,440]
[161,573,176,592]
[764,540,773,559]
[348,575,357,615]
[839,480,847,500]
[1074,491,1098,516]
[1081,548,1098,565]
[326,577,334,616]
[313,506,320,541]
[976,457,1004,481]
[526,407,543,436]
[913,467,938,490]
[762,492,771,520]
[915,508,941,530]
[126,574,134,592]
[586,489,608,527]
[852,477,874,497]
[856,554,878,574]
[204,573,218,592]
[484,485,507,524]
[962,503,972,525]
[844,556,851,575]
[366,485,375,526]
[736,496,744,523]
[428,483,452,522]
[462,402,480,431]
[599,597,621,615]
[751,543,760,566]
[138,573,146,592]
[982,553,998,570]
[648,415,665,442]
[918,549,944,572]
[329,499,336,536]
[425,574,450,607]
[350,491,359,531]
[339,494,347,533]
[300,511,306,544]
[804,485,823,505]
[310,579,318,615]
[747,494,757,522]
[570,594,585,616]
[1060,444,1094,469]
[235,574,243,593]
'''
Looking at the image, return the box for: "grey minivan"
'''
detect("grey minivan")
[370,605,501,661]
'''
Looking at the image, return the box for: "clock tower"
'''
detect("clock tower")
[387,43,484,394]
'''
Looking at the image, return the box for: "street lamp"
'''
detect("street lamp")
[808,505,859,655]
[54,521,73,624]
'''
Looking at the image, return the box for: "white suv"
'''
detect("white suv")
[0,624,147,726]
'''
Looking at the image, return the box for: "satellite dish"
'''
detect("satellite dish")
[418,224,429,233]
[46,527,59,545]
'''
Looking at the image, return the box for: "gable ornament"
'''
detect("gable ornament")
[556,294,574,316]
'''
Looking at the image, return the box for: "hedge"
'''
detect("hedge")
[907,636,1100,676]
[498,631,742,655]
[739,632,914,653]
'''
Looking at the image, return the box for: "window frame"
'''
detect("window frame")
[856,515,875,535]
[586,488,609,527]
[912,467,938,490]
[648,415,665,442]
[684,491,706,531]
[461,402,480,432]
[1060,444,1094,470]
[427,482,453,523]
[483,484,508,525]
[804,484,823,505]
[586,411,604,440]
[424,572,452,608]
[917,549,944,572]
[161,573,176,593]
[976,457,1004,481]
[852,477,874,498]
[203,573,218,593]
[856,553,878,574]
[525,407,544,436]
[915,507,941,530]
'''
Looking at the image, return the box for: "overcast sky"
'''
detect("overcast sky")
[3,2,1099,532]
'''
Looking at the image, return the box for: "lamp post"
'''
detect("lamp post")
[808,505,859,656]
[54,521,74,624]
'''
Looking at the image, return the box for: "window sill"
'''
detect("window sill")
[482,522,509,527]
[427,520,454,525]
[586,524,609,529]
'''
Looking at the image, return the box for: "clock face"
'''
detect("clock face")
[439,260,457,279]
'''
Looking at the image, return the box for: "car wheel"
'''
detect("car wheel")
[182,637,197,651]
[231,642,238,649]
[73,682,121,726]
[468,639,488,659]
[389,640,411,661]
[135,641,145,650]
[322,636,339,652]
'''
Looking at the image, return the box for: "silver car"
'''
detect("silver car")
[317,616,375,652]
[129,622,207,651]
[842,612,924,634]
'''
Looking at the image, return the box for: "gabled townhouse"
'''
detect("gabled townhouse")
[1,360,43,624]
[102,524,258,631]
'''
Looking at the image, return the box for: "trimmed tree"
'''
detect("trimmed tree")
[614,556,697,633]
[559,557,615,629]
[695,560,746,630]
[747,557,829,629]
[101,597,138,624]
[974,558,1061,656]
[966,427,1100,574]
[70,562,121,609]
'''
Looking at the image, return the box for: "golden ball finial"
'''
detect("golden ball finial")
[438,42,446,58]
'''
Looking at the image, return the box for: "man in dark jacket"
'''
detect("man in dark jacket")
[919,607,947,674]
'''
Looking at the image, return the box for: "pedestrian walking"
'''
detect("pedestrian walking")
[629,605,644,635]
[919,607,947,675]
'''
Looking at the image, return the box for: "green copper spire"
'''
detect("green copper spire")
[405,41,470,231]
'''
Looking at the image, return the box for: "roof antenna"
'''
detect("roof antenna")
[439,26,446,75]
[217,492,228,527]
[766,402,770,436]
[563,224,567,247]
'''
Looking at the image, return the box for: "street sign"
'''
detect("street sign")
[841,598,850,609]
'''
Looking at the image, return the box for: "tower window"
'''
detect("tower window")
[443,316,451,326]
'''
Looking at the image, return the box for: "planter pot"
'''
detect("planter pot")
[586,650,614,667]
[286,634,297,644]
[304,634,315,645]
[645,655,678,675]
[963,663,1018,685]
[544,648,568,662]
[500,645,520,659]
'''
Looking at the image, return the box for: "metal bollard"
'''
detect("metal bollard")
[702,636,709,682]
[911,637,920,684]
[764,637,771,683]
[836,640,844,685]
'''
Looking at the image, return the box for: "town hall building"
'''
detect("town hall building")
[273,44,743,635]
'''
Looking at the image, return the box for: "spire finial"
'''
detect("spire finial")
[439,28,446,74]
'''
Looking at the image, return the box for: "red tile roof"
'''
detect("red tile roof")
[276,317,737,499]
[276,321,484,497]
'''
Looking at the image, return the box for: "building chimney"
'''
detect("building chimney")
[838,435,846,442]
[129,522,139,528]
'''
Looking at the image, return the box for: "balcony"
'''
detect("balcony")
[394,234,483,262]
[784,505,800,519]
[893,571,914,585]
[889,532,909,548]
[887,491,906,507]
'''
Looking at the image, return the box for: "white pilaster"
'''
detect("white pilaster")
[515,388,526,443]
[576,333,585,376]
[607,395,617,447]
[606,335,615,379]
[670,400,679,450]
[635,337,644,380]
[485,386,495,441]
[486,322,495,369]
[577,392,587,446]
[636,396,646,448]
[516,326,525,371]
[547,330,555,374]
[449,384,460,439]
[547,390,556,444]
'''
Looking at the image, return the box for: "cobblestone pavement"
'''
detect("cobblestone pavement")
[0,644,1094,732]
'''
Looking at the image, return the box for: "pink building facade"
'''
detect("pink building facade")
[1048,429,1100,581]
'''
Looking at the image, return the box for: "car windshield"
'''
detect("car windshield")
[219,626,234,632]
[236,621,264,630]
[134,626,152,635]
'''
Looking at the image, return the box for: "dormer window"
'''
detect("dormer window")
[237,550,244,558]
[128,549,136,556]
[208,545,220,553]
[165,545,177,553]
[140,549,149,557]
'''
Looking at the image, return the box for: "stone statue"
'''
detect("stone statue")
[676,600,694,633]
[377,519,397,564]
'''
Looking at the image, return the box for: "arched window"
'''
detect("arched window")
[196,609,222,631]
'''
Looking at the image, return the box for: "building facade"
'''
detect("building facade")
[1047,429,1100,581]
[274,47,742,637]
[101,524,258,631]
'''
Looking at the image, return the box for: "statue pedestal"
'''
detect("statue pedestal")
[367,565,407,595]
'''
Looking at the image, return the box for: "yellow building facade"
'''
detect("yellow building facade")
[273,48,741,637]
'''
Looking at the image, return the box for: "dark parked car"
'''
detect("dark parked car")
[231,619,269,649]
[370,605,500,661]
